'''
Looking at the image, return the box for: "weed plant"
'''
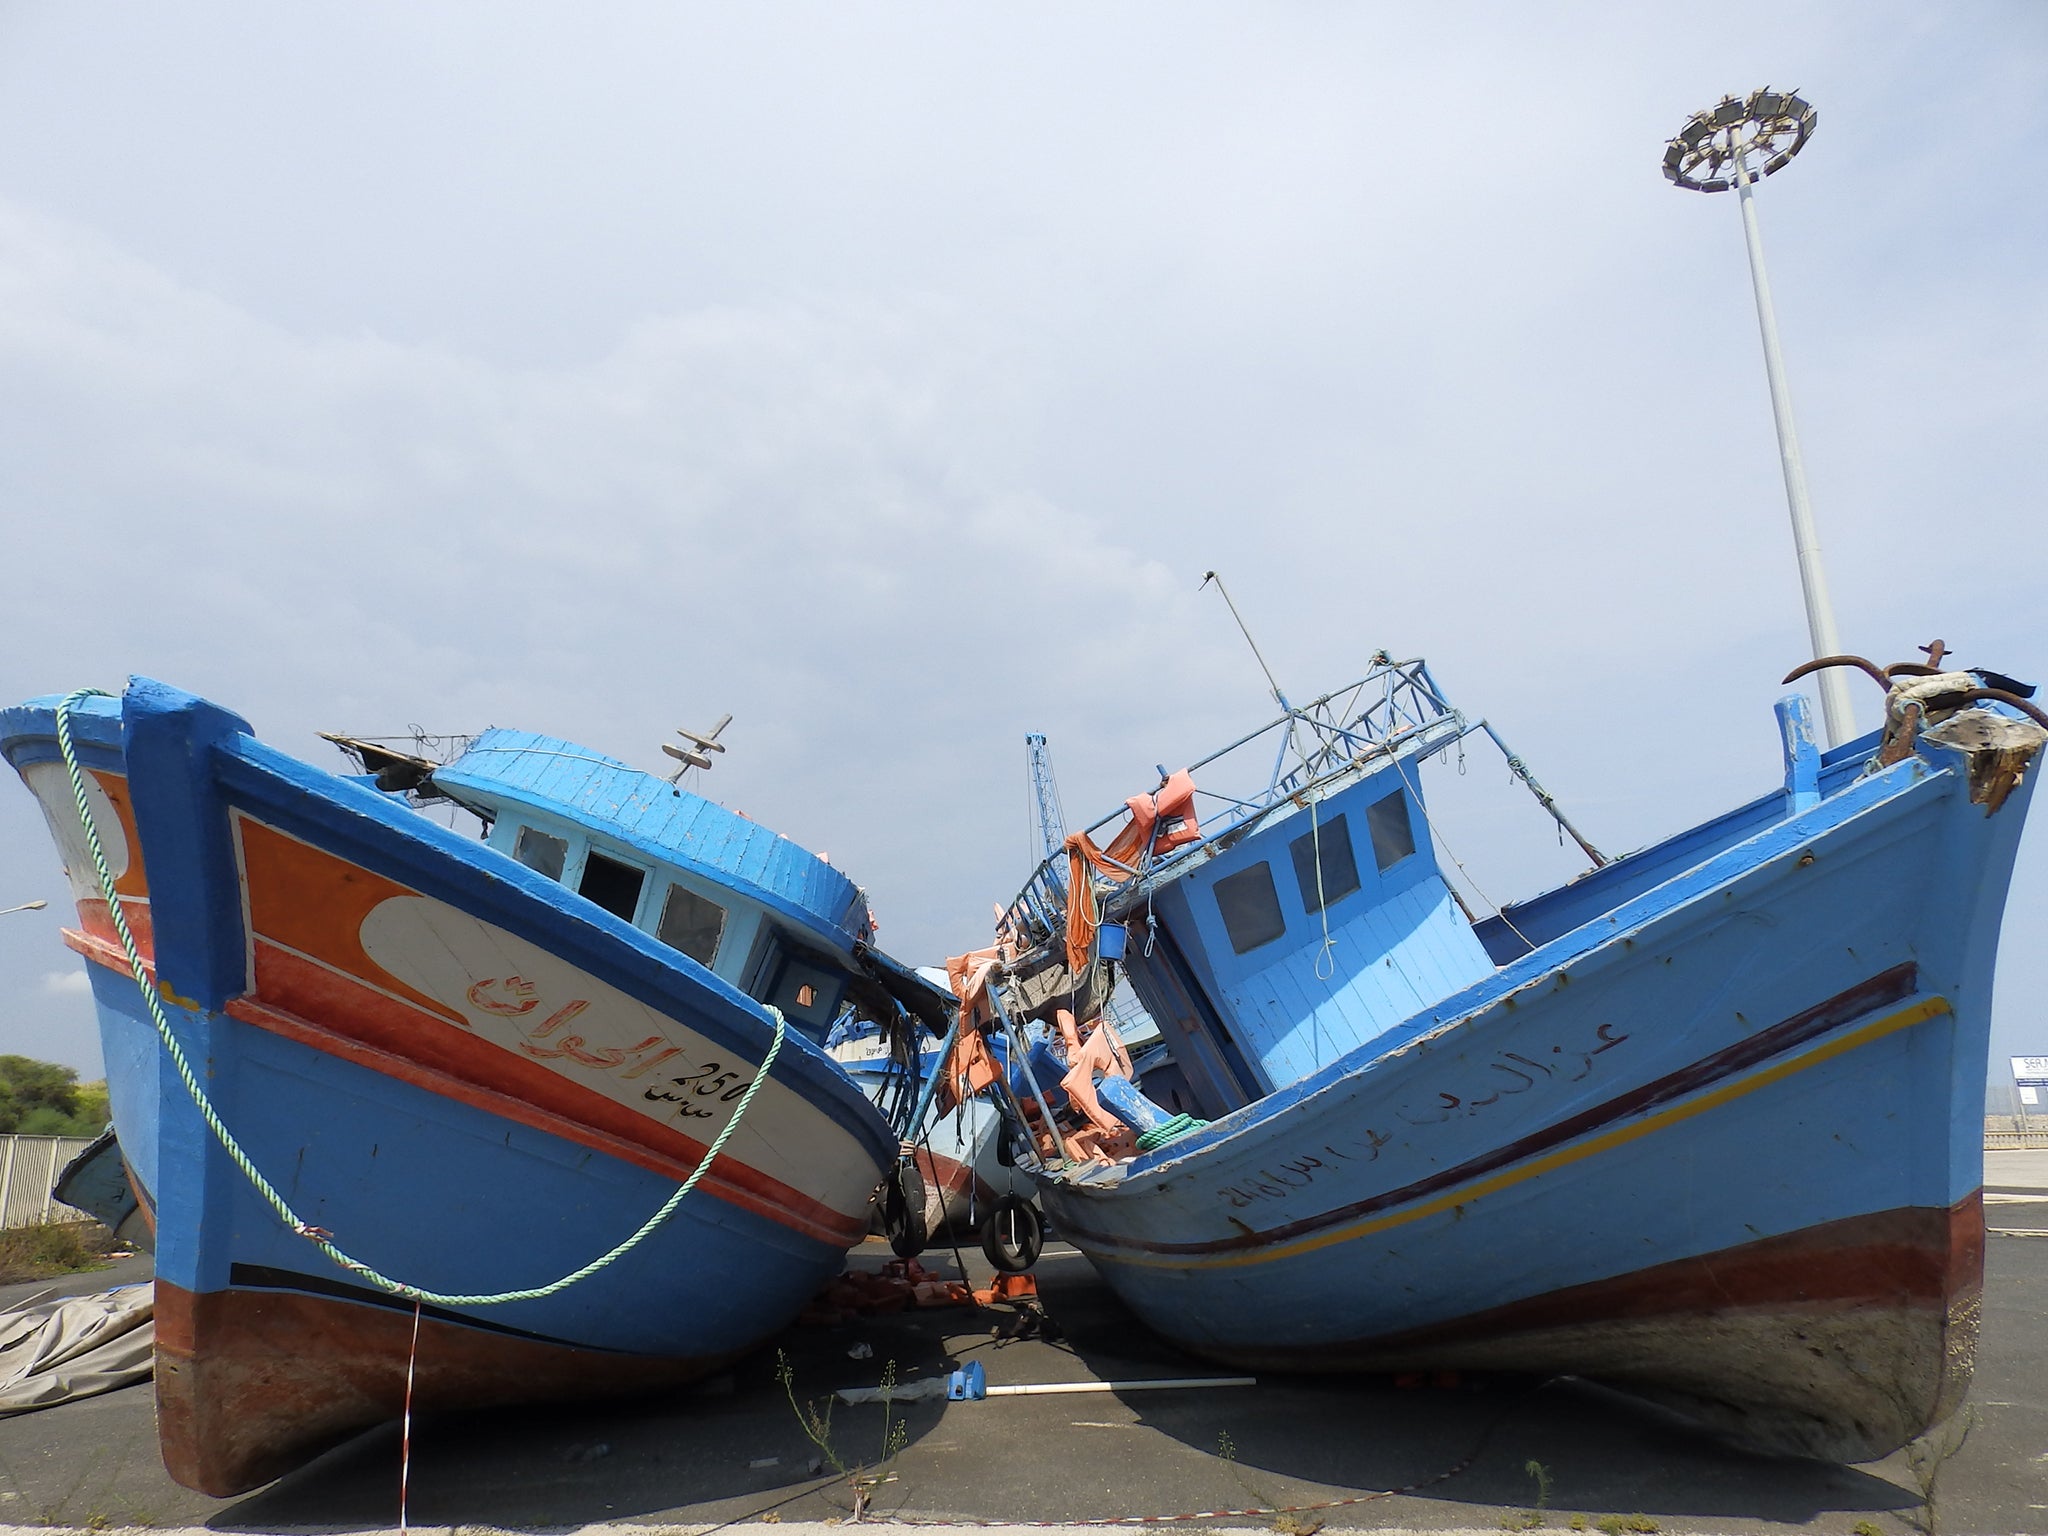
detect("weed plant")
[0,1220,112,1284]
[775,1349,910,1522]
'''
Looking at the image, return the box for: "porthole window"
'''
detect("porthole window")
[1213,862,1287,955]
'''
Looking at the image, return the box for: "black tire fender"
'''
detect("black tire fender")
[881,1159,929,1258]
[978,1193,1045,1273]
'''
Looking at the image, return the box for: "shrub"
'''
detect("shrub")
[0,1057,111,1136]
[0,1219,115,1284]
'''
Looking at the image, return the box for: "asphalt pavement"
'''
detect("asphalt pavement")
[2,1162,2045,1534]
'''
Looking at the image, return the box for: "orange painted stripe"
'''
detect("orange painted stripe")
[87,769,150,900]
[61,929,869,1249]
[235,817,465,1027]
[247,941,867,1243]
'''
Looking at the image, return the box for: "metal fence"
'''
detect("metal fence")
[0,1135,97,1229]
[1986,1116,2048,1151]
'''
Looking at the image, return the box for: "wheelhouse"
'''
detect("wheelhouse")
[995,655,1607,1125]
[419,729,898,1045]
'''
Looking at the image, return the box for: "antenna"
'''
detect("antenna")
[1198,571,1291,714]
[1200,569,1310,771]
[663,713,732,782]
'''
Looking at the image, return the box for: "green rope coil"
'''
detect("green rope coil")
[1136,1113,1208,1152]
[53,688,783,1308]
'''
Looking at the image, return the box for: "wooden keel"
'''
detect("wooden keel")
[154,1279,731,1496]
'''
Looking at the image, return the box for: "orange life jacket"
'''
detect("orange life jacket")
[1062,770,1201,973]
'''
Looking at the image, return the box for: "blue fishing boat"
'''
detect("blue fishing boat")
[1,680,946,1494]
[940,648,2045,1460]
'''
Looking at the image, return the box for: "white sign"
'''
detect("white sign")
[2012,1056,2048,1082]
[2021,1086,2041,1106]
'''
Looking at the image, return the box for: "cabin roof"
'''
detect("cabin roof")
[432,728,870,951]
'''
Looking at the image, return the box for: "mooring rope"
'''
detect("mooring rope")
[53,687,784,1307]
[399,1297,423,1532]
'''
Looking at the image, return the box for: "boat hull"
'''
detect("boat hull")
[153,1277,727,1496]
[1042,737,2031,1461]
[1249,1194,1982,1460]
[3,686,897,1494]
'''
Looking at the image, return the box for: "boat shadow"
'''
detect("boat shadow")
[1027,1248,1920,1529]
[207,1284,961,1531]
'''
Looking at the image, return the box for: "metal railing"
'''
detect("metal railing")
[1000,656,1477,953]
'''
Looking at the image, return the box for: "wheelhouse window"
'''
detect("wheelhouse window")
[657,882,726,966]
[1366,789,1417,871]
[1213,862,1287,955]
[512,825,567,882]
[769,954,843,1031]
[579,849,646,923]
[1289,813,1361,914]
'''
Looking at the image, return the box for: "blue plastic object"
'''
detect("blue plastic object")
[1098,923,1128,960]
[947,1360,987,1400]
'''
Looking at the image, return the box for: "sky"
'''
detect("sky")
[0,4,2042,1097]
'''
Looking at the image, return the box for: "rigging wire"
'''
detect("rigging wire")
[1388,749,1536,952]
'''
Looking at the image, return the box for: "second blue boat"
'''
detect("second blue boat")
[940,649,2044,1461]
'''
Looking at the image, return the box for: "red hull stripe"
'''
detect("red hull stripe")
[1195,1194,1983,1368]
[66,900,155,960]
[245,939,865,1244]
[914,1147,991,1206]
[154,1277,730,1497]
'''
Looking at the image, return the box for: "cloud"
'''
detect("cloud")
[0,4,2043,1084]
[40,969,90,997]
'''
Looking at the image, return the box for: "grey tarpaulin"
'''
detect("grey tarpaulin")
[0,1283,153,1415]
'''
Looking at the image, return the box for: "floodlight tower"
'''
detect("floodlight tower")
[1663,88,1856,748]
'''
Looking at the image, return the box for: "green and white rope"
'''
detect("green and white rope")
[54,687,784,1308]
[1134,1113,1207,1153]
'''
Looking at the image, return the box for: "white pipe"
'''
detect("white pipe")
[984,1376,1256,1397]
[834,1374,1257,1405]
[1733,154,1858,748]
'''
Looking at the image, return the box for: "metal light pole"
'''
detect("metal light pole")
[0,899,47,916]
[1664,89,1857,748]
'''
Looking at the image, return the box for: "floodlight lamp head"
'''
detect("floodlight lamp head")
[1662,87,1816,193]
